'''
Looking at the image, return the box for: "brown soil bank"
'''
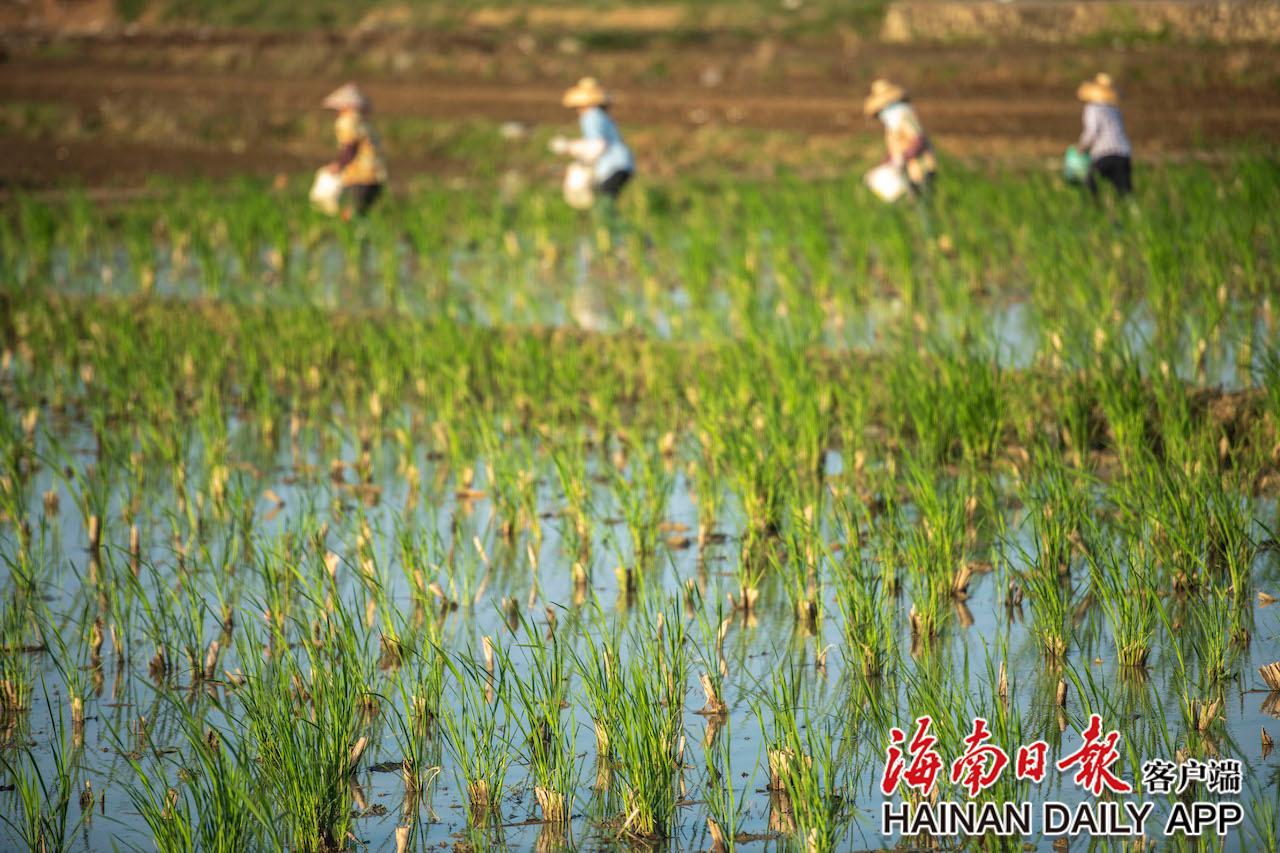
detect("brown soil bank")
[883,0,1280,45]
[6,0,1279,43]
[2,21,1278,188]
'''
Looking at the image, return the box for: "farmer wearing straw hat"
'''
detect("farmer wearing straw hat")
[1076,73,1133,198]
[864,78,936,197]
[322,83,388,216]
[549,78,635,206]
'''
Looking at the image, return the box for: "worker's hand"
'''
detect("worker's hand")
[327,162,342,175]
[548,136,570,155]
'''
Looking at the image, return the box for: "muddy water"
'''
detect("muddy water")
[42,235,1271,393]
[4,408,1278,851]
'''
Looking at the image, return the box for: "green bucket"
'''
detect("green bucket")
[1063,146,1091,184]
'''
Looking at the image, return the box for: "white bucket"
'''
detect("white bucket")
[563,162,596,210]
[309,168,344,216]
[864,164,910,203]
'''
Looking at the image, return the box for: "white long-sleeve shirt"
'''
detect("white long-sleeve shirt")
[1078,103,1131,159]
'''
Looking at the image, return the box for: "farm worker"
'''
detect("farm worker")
[863,78,937,197]
[549,77,635,210]
[322,83,388,217]
[1076,73,1133,198]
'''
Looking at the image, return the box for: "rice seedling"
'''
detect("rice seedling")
[832,537,896,679]
[609,432,674,575]
[0,685,82,853]
[236,607,374,852]
[1019,457,1092,577]
[478,423,533,545]
[755,661,805,801]
[550,437,593,572]
[692,602,731,719]
[1243,784,1278,852]
[898,463,970,647]
[493,613,577,824]
[699,703,751,853]
[1186,587,1247,685]
[124,697,276,852]
[753,663,848,852]
[1006,474,1080,661]
[770,507,827,632]
[1017,556,1073,661]
[717,407,789,546]
[571,611,625,759]
[778,719,847,853]
[587,603,688,840]
[0,599,36,720]
[385,631,446,797]
[607,654,683,838]
[1085,524,1158,669]
[42,610,94,734]
[438,646,514,825]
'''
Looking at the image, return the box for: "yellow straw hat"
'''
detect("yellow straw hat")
[322,82,370,112]
[562,77,611,109]
[863,78,907,116]
[1077,73,1119,105]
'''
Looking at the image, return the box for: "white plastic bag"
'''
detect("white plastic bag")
[864,163,909,203]
[309,167,343,216]
[562,162,596,210]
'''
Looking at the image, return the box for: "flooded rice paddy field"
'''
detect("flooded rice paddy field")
[10,156,1279,385]
[2,156,1280,851]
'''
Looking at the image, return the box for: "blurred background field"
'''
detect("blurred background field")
[2,0,1278,190]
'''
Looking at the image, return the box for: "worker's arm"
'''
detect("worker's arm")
[899,133,929,164]
[885,126,911,168]
[332,140,360,172]
[556,108,612,164]
[330,112,362,173]
[566,138,607,163]
[549,135,607,162]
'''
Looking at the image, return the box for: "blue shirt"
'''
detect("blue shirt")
[579,107,634,183]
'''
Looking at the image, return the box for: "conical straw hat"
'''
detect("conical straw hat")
[863,78,907,116]
[322,82,370,111]
[562,77,611,109]
[1077,73,1119,105]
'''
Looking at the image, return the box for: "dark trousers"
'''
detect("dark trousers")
[347,183,383,215]
[597,170,632,199]
[1088,156,1132,198]
[909,170,936,199]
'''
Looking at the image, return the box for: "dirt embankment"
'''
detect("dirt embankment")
[2,25,1279,189]
[7,0,1280,43]
[883,0,1280,45]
